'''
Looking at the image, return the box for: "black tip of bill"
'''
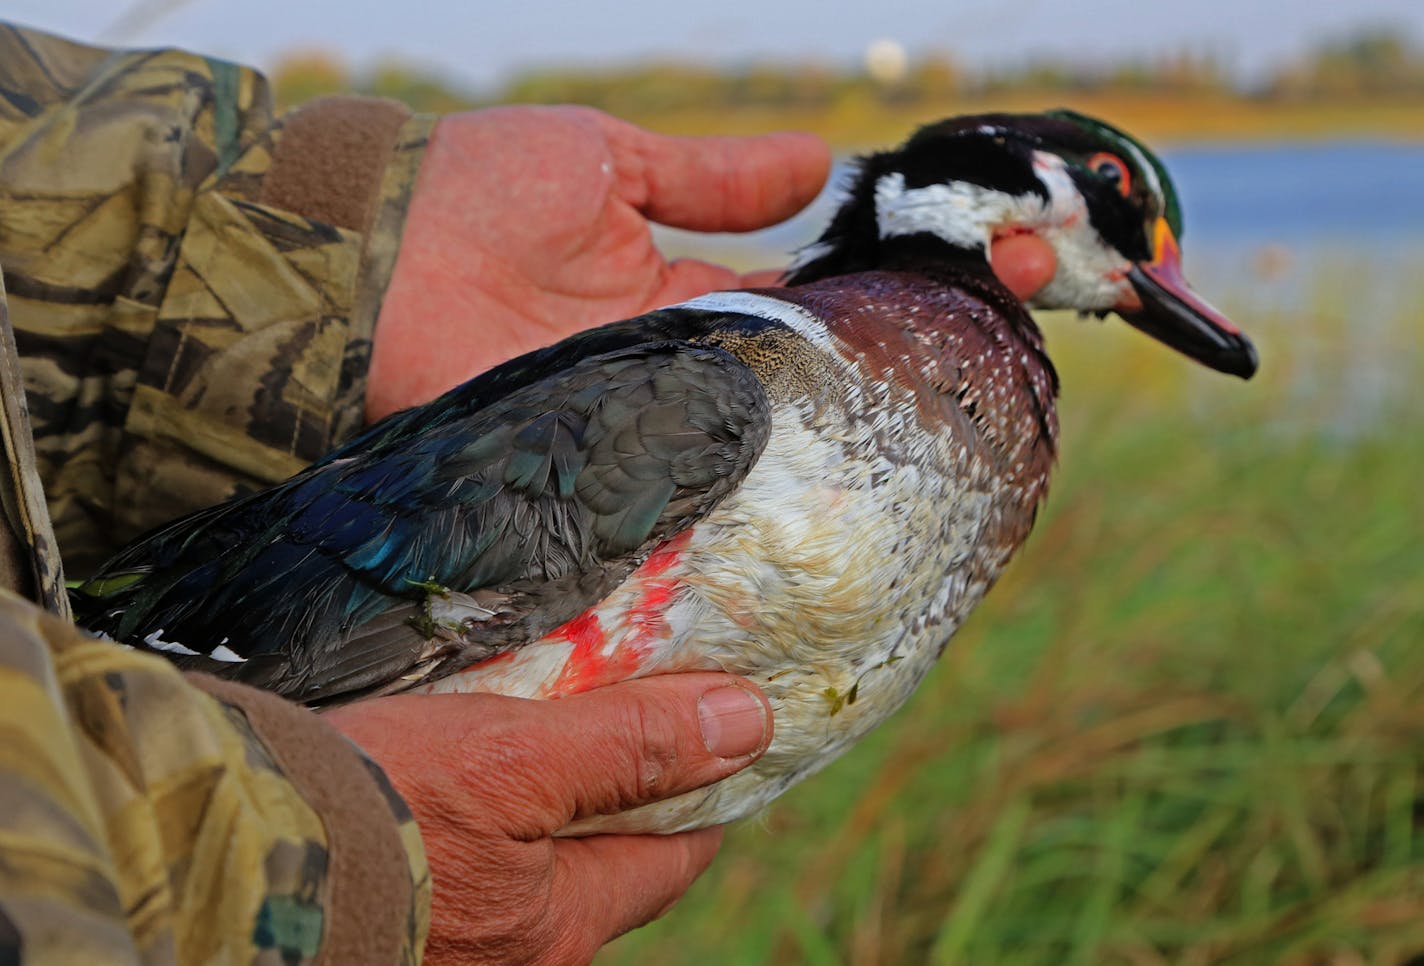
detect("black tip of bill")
[1124,264,1259,380]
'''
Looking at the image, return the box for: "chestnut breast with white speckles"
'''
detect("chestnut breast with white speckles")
[428,275,1058,833]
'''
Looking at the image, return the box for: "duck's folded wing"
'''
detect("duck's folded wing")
[73,340,770,704]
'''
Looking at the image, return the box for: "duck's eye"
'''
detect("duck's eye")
[1088,152,1131,197]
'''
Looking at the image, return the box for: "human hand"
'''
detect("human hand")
[368,106,832,420]
[325,672,772,965]
[369,104,1055,421]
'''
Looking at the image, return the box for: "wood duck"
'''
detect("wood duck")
[72,110,1256,833]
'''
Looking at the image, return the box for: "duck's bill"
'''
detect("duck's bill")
[1119,218,1258,379]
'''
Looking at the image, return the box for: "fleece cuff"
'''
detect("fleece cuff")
[261,94,414,234]
[186,673,424,965]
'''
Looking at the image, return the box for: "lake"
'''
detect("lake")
[1170,141,1424,248]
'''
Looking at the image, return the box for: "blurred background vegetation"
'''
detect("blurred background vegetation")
[262,18,1424,966]
[268,24,1424,145]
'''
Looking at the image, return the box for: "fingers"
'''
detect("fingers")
[491,672,772,837]
[330,678,762,965]
[549,827,724,960]
[602,114,831,233]
[328,672,771,838]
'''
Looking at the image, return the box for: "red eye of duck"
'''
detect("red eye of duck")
[1088,152,1131,197]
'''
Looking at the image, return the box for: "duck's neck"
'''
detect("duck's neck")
[785,229,1029,327]
[785,230,993,288]
[781,227,1056,410]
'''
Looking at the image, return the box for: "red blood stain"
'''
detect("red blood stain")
[547,531,691,695]
[640,530,691,575]
[627,574,676,640]
[558,610,605,652]
[624,531,689,650]
[547,610,612,695]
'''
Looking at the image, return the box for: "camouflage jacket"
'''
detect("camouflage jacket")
[0,24,433,963]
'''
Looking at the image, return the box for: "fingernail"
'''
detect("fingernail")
[698,686,768,758]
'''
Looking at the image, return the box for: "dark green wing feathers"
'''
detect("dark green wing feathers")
[73,333,771,703]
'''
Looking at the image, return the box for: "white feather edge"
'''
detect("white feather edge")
[675,291,834,350]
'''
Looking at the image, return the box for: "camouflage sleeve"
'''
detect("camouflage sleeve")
[0,23,435,573]
[0,588,430,964]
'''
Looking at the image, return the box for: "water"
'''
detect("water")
[1168,142,1424,250]
[1164,143,1424,305]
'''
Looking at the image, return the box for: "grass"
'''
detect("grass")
[597,255,1424,964]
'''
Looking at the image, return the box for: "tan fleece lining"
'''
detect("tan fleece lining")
[262,95,412,233]
[187,674,415,965]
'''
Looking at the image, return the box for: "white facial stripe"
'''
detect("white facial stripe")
[1030,151,1079,213]
[1116,137,1162,202]
[677,291,834,350]
[874,170,1049,252]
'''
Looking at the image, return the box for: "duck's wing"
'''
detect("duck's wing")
[73,320,771,704]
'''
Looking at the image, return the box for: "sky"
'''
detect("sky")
[9,0,1424,91]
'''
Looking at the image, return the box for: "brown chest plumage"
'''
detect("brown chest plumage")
[775,270,1059,545]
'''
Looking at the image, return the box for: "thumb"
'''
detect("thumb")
[498,672,773,836]
[990,233,1058,301]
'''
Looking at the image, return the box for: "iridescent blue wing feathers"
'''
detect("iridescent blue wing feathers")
[73,317,772,703]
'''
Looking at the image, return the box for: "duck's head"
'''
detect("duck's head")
[786,109,1257,379]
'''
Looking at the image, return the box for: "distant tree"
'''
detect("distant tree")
[1103,52,1229,94]
[910,54,963,98]
[265,30,1422,130]
[270,51,352,109]
[729,63,837,108]
[270,49,480,113]
[503,64,709,113]
[1270,25,1424,96]
[982,61,1092,94]
[365,62,478,114]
